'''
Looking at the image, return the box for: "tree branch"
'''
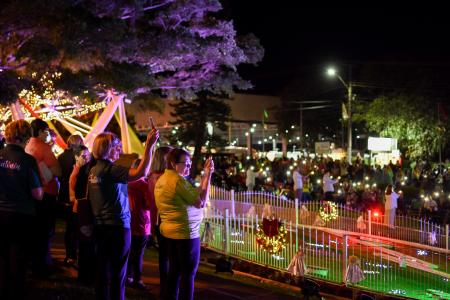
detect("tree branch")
[0,58,30,71]
[120,0,174,20]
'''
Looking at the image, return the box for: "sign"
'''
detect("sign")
[315,141,331,155]
[368,137,397,152]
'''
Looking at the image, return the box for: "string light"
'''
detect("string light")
[1,72,106,123]
[255,220,287,254]
[319,201,338,222]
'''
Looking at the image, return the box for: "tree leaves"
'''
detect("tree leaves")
[360,94,449,158]
[0,0,263,103]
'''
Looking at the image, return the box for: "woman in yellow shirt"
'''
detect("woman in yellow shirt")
[155,149,213,300]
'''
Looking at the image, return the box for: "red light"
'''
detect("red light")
[373,211,379,218]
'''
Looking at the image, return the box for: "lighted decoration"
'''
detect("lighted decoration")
[201,221,214,246]
[287,248,307,276]
[319,201,338,222]
[299,204,310,222]
[246,205,256,218]
[428,231,437,245]
[398,256,407,268]
[345,255,365,284]
[313,214,326,227]
[389,289,407,296]
[0,72,107,123]
[356,215,366,231]
[255,217,287,254]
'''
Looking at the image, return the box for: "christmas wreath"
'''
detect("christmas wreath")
[319,201,338,222]
[256,217,287,254]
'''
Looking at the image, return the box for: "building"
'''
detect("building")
[128,93,282,152]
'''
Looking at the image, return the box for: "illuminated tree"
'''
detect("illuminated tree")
[0,0,263,105]
[356,94,449,159]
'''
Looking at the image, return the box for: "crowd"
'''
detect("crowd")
[1,117,449,300]
[0,119,214,300]
[211,153,450,224]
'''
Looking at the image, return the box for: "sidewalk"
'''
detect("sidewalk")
[25,225,348,299]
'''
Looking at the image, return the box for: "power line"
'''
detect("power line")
[289,100,335,104]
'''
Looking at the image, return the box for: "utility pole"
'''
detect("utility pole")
[299,103,303,150]
[262,113,265,153]
[347,81,353,165]
[327,66,353,165]
[438,103,442,168]
[228,121,232,146]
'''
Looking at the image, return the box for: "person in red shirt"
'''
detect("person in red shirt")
[126,159,151,289]
[25,118,61,278]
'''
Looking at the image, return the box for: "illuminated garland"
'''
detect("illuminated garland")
[0,72,106,123]
[255,218,287,254]
[319,201,338,222]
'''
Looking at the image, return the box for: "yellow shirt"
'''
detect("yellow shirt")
[154,169,202,239]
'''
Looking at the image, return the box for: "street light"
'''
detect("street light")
[327,67,353,165]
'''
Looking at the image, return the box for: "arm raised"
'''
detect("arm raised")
[128,129,159,182]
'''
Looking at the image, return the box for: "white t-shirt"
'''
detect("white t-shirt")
[246,169,256,187]
[323,174,338,193]
[293,170,303,190]
[385,192,398,210]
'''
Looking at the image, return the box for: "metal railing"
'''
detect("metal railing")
[209,186,450,250]
[202,205,450,300]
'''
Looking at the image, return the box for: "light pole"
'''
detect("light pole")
[327,67,353,165]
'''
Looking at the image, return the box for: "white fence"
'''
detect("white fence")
[202,203,450,299]
[209,186,450,250]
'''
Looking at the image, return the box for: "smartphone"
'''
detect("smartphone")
[149,116,155,129]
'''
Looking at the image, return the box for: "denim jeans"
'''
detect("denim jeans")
[64,211,78,260]
[0,211,33,300]
[165,237,200,300]
[155,225,169,298]
[94,226,131,300]
[32,193,56,276]
[127,235,148,282]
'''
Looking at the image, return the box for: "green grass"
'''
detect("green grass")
[202,220,450,300]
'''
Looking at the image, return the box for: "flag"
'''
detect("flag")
[342,103,349,120]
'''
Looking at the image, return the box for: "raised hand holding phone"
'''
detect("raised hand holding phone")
[204,156,214,176]
[146,116,159,148]
[149,116,155,129]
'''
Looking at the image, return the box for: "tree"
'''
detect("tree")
[169,92,231,178]
[356,94,449,159]
[0,0,263,105]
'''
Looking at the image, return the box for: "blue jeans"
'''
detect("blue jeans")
[165,237,200,300]
[0,211,33,300]
[127,235,148,282]
[32,193,56,277]
[155,225,169,298]
[94,226,131,300]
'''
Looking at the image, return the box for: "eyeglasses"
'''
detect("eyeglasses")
[177,160,192,167]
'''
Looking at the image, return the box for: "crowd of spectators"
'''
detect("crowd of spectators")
[0,119,213,300]
[210,153,450,225]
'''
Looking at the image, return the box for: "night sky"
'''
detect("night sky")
[227,4,450,96]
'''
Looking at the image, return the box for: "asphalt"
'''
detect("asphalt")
[25,224,350,300]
